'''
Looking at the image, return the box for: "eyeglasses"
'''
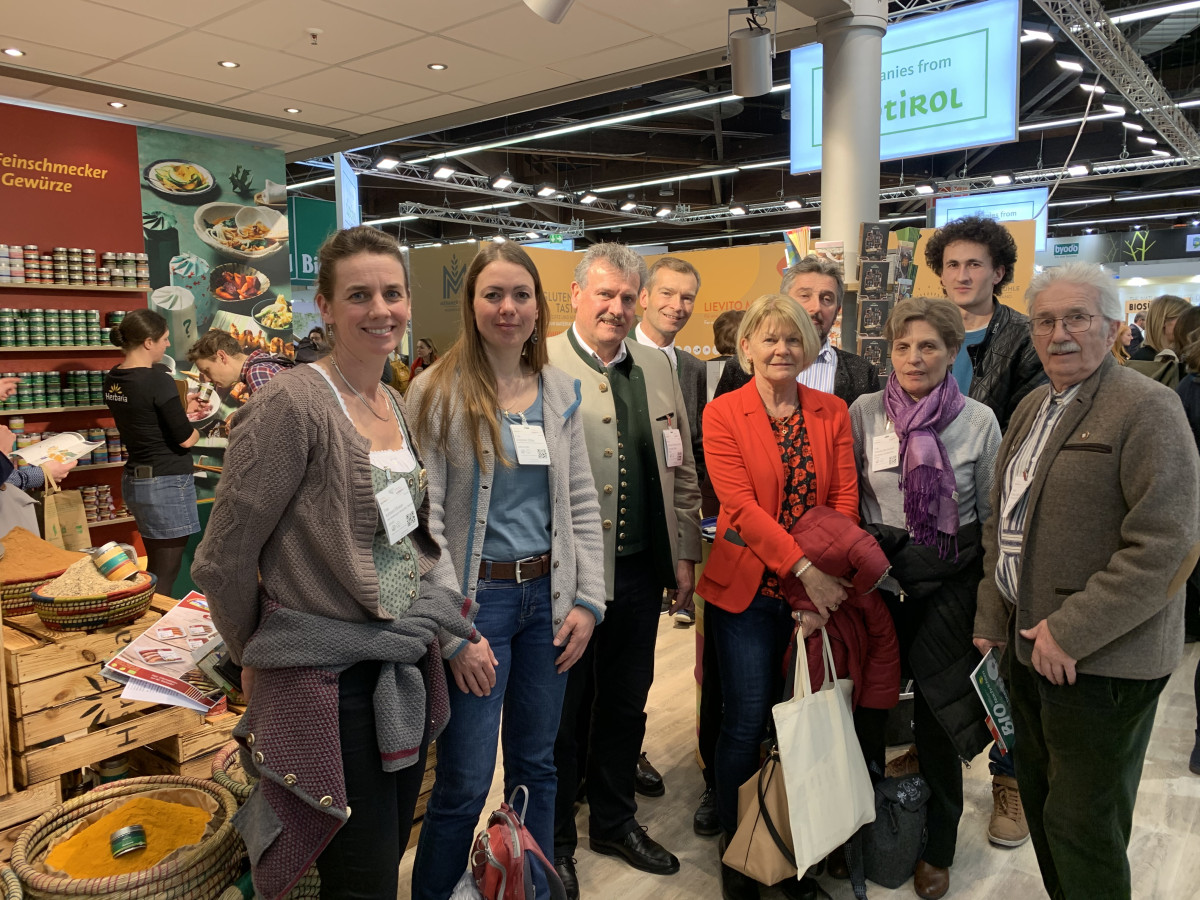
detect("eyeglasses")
[1030,313,1099,336]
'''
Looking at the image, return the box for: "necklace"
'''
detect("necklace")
[330,355,390,422]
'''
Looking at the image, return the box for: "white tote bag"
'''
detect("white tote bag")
[771,628,875,872]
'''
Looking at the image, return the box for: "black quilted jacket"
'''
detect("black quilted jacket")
[965,302,1046,433]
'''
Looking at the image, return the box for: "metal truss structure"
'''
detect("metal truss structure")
[393,202,586,239]
[1035,0,1200,160]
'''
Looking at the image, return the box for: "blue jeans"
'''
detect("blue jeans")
[708,593,795,836]
[989,740,1016,777]
[412,573,567,900]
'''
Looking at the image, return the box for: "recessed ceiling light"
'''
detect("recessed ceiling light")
[108,101,126,109]
[218,60,239,68]
[433,165,456,179]
[285,107,302,114]
[427,63,447,71]
[3,48,24,57]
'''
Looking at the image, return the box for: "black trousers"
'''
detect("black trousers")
[553,552,662,855]
[697,597,724,787]
[317,660,430,900]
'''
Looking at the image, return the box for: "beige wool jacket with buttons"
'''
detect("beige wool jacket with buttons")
[409,364,606,657]
[548,333,703,602]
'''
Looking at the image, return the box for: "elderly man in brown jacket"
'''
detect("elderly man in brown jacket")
[974,261,1200,900]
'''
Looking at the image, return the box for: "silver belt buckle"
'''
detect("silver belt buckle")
[515,553,541,584]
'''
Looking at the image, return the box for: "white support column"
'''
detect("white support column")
[816,0,887,275]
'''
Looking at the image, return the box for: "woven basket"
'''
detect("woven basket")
[11,776,242,900]
[210,741,254,804]
[2,571,68,617]
[0,863,22,900]
[31,573,157,632]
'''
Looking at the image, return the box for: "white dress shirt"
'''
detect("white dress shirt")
[797,338,838,394]
[571,323,628,367]
[634,322,678,369]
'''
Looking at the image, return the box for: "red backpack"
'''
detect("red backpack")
[471,787,567,900]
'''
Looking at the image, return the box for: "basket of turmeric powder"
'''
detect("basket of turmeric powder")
[10,776,241,900]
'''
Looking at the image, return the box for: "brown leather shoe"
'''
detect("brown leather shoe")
[914,860,949,900]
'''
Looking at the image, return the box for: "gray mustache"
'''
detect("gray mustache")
[1048,341,1081,353]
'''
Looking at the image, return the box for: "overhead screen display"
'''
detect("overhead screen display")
[934,186,1049,251]
[790,0,1020,174]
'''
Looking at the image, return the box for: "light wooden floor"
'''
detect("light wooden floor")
[398,617,1200,900]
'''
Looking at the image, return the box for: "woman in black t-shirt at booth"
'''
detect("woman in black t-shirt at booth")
[104,309,200,594]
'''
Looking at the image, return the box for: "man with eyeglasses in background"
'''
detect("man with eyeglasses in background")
[923,214,1046,851]
[974,261,1198,900]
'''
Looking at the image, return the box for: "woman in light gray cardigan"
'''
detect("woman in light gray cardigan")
[409,243,605,900]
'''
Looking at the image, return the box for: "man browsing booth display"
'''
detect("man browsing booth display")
[548,243,702,900]
[184,328,292,417]
[974,261,1199,900]
[713,255,880,407]
[923,214,1047,850]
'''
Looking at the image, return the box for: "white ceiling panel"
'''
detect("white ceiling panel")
[327,113,403,135]
[0,78,50,103]
[0,37,114,78]
[81,62,245,106]
[1,3,182,58]
[594,0,813,36]
[445,4,649,67]
[200,0,425,66]
[332,0,518,34]
[454,67,578,105]
[369,94,480,128]
[550,36,696,81]
[221,91,358,128]
[123,31,325,91]
[157,112,292,145]
[30,87,179,124]
[343,35,527,93]
[279,68,435,115]
[86,0,259,29]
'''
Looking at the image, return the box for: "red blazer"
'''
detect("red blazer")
[697,380,859,614]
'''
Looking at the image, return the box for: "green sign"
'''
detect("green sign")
[1053,242,1080,257]
[549,234,564,244]
[288,196,338,283]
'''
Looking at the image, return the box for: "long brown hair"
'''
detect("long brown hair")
[413,242,550,467]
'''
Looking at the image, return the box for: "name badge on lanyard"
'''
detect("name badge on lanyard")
[376,475,418,544]
[871,420,900,472]
[509,412,550,466]
[662,413,684,468]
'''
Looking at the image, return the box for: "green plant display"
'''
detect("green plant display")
[1123,230,1155,261]
[229,165,253,196]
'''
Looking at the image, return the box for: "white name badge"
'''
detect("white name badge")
[1001,471,1032,520]
[376,478,418,544]
[663,427,684,468]
[511,423,550,466]
[871,431,900,472]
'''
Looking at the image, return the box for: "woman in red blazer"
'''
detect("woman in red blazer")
[696,293,858,900]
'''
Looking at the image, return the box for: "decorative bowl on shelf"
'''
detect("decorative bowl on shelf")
[31,571,156,631]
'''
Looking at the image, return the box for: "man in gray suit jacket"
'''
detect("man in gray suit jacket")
[634,256,707,489]
[975,262,1199,900]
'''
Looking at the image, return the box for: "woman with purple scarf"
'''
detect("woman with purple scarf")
[849,296,1001,900]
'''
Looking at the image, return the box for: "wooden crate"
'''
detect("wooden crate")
[127,746,218,780]
[3,604,204,788]
[0,778,59,831]
[148,710,240,764]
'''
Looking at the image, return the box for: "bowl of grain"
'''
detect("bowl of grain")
[32,560,157,632]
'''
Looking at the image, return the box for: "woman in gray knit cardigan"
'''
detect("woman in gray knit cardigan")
[409,242,605,900]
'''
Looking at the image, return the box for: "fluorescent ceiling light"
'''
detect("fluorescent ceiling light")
[1079,84,1106,94]
[1152,149,1172,156]
[738,158,790,170]
[591,167,739,195]
[1048,196,1112,207]
[1056,57,1084,72]
[361,215,420,225]
[1102,104,1125,114]
[432,164,456,179]
[1049,209,1200,227]
[1122,121,1144,132]
[885,215,928,223]
[1110,0,1200,24]
[288,175,335,190]
[1020,28,1055,41]
[1019,111,1122,131]
[463,200,522,212]
[1136,135,1157,145]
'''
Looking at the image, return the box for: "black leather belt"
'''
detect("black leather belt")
[478,552,552,583]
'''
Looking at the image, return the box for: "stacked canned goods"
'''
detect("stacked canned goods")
[0,242,149,288]
[6,416,128,467]
[0,307,104,347]
[1,369,109,410]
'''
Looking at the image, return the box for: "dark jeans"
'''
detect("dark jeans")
[553,552,662,855]
[698,597,724,787]
[413,574,565,900]
[707,593,794,836]
[1009,660,1166,900]
[317,660,429,900]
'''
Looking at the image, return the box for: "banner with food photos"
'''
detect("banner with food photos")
[136,128,291,434]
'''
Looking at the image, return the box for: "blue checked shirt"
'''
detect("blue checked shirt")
[994,384,1081,603]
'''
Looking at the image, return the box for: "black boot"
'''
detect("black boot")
[717,833,760,900]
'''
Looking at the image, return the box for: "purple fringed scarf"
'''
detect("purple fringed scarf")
[883,371,965,558]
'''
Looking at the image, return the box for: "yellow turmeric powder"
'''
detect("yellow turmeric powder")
[45,797,211,879]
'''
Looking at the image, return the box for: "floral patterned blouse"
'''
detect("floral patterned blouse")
[759,408,817,600]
